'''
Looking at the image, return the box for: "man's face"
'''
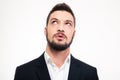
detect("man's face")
[45,11,75,51]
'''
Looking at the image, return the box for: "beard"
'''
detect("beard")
[46,32,74,51]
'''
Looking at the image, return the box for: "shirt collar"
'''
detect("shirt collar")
[44,51,71,66]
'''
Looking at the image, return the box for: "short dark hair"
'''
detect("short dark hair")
[46,3,76,27]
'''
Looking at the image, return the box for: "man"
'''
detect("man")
[14,3,99,80]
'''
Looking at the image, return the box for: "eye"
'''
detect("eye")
[65,22,72,26]
[65,20,73,26]
[50,19,58,24]
[51,20,57,24]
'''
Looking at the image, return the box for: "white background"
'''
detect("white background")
[0,0,120,80]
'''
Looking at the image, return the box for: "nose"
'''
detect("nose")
[57,24,64,32]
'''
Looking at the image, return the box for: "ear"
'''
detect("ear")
[73,29,76,36]
[74,29,76,34]
[44,27,47,35]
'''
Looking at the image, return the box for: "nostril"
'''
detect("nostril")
[57,29,64,32]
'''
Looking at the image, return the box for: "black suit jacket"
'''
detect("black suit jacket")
[14,53,99,80]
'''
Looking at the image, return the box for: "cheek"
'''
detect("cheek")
[47,29,56,39]
[66,31,75,41]
[47,26,57,34]
[65,28,75,36]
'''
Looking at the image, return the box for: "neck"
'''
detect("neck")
[46,45,70,68]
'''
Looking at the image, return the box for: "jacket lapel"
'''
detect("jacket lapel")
[68,55,83,80]
[36,53,51,80]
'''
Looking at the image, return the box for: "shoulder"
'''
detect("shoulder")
[14,54,46,80]
[16,53,44,71]
[70,55,99,80]
[71,55,97,72]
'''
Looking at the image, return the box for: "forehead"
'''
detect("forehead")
[49,11,74,22]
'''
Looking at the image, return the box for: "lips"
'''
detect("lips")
[54,33,66,41]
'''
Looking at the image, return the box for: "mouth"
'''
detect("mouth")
[54,33,66,41]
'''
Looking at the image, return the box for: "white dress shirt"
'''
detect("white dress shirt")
[44,52,71,80]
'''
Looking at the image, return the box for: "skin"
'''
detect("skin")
[44,11,75,68]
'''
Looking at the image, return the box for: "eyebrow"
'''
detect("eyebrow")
[50,18,58,21]
[65,20,73,23]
